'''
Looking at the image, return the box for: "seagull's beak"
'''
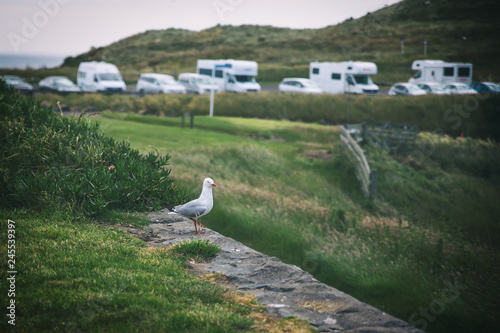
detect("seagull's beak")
[212,183,217,187]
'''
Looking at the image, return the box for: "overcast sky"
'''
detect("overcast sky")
[1,0,401,57]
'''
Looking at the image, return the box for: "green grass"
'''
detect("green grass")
[0,209,253,332]
[171,240,222,262]
[90,111,500,333]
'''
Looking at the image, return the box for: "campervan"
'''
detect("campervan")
[309,61,379,94]
[197,59,261,92]
[77,61,126,93]
[409,60,473,85]
[177,73,219,95]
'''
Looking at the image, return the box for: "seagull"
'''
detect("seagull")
[168,178,216,234]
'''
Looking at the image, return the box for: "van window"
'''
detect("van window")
[443,67,454,77]
[99,73,121,81]
[215,70,223,78]
[199,68,212,76]
[331,73,341,80]
[312,68,319,75]
[458,67,470,77]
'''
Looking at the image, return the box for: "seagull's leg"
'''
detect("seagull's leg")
[197,218,205,228]
[190,217,204,234]
[189,218,199,234]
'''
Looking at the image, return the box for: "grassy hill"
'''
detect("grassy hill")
[4,0,500,85]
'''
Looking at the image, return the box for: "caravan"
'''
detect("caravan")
[409,60,473,85]
[309,61,379,94]
[77,61,126,93]
[197,59,261,92]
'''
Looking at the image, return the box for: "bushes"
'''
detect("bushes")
[37,92,500,140]
[0,81,187,217]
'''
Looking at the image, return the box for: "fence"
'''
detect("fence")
[340,125,377,198]
[362,120,418,154]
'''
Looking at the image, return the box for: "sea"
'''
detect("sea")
[0,53,66,69]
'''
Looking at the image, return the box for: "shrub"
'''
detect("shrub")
[0,81,187,217]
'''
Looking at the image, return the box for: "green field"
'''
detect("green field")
[88,112,500,333]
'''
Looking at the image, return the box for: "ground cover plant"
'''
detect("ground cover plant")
[92,111,500,333]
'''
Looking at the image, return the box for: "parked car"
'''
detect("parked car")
[279,78,323,94]
[178,73,219,94]
[136,73,186,95]
[470,82,500,94]
[443,83,477,95]
[388,83,427,96]
[39,76,80,93]
[417,82,450,95]
[1,75,34,94]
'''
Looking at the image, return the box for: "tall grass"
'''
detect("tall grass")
[93,113,500,333]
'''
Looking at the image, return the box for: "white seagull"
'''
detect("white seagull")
[169,178,217,234]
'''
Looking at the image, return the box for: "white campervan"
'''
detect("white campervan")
[309,61,379,94]
[77,61,126,93]
[197,59,261,93]
[177,73,219,95]
[409,60,473,85]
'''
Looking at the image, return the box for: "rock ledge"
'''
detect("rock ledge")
[147,209,422,333]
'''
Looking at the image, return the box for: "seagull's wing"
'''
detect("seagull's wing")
[173,200,207,218]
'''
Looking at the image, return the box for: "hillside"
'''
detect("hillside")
[56,0,500,84]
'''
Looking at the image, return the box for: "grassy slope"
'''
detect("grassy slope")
[3,0,500,84]
[0,210,255,333]
[0,87,314,332]
[91,113,500,333]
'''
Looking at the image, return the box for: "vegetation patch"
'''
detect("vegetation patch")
[0,82,188,218]
[171,239,222,262]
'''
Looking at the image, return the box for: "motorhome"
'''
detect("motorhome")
[409,60,473,85]
[77,61,126,93]
[177,73,219,95]
[309,61,379,94]
[197,59,261,92]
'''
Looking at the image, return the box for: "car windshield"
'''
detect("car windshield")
[55,78,75,87]
[353,75,374,85]
[456,85,468,91]
[301,81,319,88]
[99,73,122,81]
[429,84,445,92]
[407,85,422,92]
[5,77,22,85]
[235,75,256,83]
[196,77,215,85]
[484,83,499,91]
[158,77,177,85]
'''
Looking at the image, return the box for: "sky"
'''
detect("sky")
[1,0,402,57]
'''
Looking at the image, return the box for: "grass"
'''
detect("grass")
[171,240,222,262]
[0,86,315,332]
[90,111,500,333]
[0,209,254,332]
